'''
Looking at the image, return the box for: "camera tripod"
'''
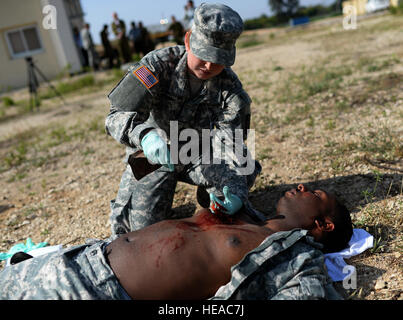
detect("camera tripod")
[26,56,65,110]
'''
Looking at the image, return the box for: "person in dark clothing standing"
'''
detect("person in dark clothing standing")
[73,26,87,68]
[128,21,141,55]
[100,24,115,69]
[137,21,155,57]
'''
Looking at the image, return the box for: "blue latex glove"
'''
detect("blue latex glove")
[140,130,174,171]
[209,186,243,215]
[0,238,47,261]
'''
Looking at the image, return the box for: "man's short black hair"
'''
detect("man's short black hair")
[321,199,353,253]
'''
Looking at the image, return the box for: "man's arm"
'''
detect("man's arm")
[270,237,342,300]
[270,250,339,300]
[212,230,342,300]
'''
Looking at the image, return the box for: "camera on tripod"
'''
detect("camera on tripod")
[25,56,65,111]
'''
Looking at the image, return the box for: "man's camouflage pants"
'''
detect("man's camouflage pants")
[0,240,131,300]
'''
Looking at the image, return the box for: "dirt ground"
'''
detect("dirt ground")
[0,12,402,300]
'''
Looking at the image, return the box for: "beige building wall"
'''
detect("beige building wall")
[390,0,401,7]
[342,0,369,15]
[0,0,82,92]
[343,0,398,14]
[41,0,82,77]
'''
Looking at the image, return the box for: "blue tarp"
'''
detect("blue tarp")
[290,16,310,26]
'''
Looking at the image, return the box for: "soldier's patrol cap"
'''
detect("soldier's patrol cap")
[189,3,243,67]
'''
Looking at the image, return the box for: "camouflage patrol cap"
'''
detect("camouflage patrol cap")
[189,3,243,66]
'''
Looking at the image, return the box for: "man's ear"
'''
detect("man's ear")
[314,218,335,232]
[184,31,191,51]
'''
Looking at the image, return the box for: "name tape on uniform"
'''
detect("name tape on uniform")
[133,66,159,89]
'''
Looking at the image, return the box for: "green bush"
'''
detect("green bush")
[56,75,95,94]
[2,96,15,107]
[243,3,339,30]
[390,2,403,14]
[40,75,95,99]
[295,4,336,18]
[243,14,287,30]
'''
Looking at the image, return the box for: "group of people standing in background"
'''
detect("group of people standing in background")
[111,13,156,64]
[72,13,155,71]
[72,1,196,71]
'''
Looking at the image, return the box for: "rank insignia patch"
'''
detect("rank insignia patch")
[133,66,159,89]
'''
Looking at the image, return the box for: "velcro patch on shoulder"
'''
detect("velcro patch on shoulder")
[133,65,159,89]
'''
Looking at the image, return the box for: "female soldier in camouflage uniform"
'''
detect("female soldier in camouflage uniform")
[105,3,263,238]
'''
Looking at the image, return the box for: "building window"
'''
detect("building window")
[5,25,43,59]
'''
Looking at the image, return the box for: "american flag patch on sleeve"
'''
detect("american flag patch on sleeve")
[133,66,159,89]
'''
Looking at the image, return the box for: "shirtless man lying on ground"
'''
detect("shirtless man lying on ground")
[0,184,352,300]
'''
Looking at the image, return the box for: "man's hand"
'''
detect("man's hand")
[140,130,174,171]
[209,186,243,215]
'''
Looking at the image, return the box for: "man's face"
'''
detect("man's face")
[275,184,337,230]
[185,33,225,80]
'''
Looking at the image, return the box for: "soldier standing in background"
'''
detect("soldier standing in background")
[111,12,132,64]
[168,15,185,45]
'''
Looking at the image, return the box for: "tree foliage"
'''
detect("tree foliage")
[268,0,300,18]
[244,1,341,30]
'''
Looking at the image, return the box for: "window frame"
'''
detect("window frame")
[4,24,44,59]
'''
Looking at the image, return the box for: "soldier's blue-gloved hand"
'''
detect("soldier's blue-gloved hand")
[209,186,243,215]
[140,130,174,171]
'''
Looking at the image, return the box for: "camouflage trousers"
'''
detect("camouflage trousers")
[110,159,261,238]
[0,240,131,300]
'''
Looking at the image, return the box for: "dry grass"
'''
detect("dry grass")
[0,12,402,300]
